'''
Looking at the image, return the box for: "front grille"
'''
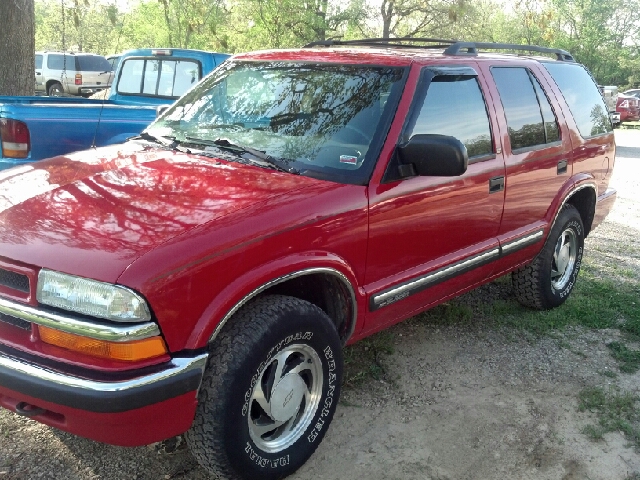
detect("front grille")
[0,312,31,331]
[0,268,30,293]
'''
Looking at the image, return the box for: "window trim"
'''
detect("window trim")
[541,61,613,140]
[383,65,496,182]
[490,65,562,153]
[115,56,204,100]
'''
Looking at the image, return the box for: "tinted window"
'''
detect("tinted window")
[409,75,492,158]
[76,55,111,72]
[532,77,560,143]
[118,58,201,98]
[492,67,546,150]
[543,62,612,137]
[35,55,43,69]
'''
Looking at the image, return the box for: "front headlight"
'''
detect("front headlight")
[36,269,151,323]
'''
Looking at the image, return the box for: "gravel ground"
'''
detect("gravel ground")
[0,130,638,479]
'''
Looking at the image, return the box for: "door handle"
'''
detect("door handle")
[489,176,504,193]
[557,160,568,174]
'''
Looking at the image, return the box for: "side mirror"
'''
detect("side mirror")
[397,134,468,177]
[156,105,170,118]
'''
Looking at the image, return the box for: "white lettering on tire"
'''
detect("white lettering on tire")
[307,345,336,443]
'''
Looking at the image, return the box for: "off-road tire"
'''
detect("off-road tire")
[512,204,584,310]
[186,295,343,480]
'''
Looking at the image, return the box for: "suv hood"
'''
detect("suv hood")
[0,142,321,283]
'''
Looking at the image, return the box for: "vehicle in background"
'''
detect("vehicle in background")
[600,85,621,128]
[105,54,121,71]
[616,94,640,122]
[35,52,114,97]
[1,48,229,169]
[622,88,640,99]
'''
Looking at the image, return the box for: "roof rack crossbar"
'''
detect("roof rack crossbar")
[444,42,574,62]
[304,37,458,49]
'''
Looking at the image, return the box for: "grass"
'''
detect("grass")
[414,301,474,326]
[607,342,640,373]
[578,386,640,448]
[482,269,640,338]
[343,330,396,387]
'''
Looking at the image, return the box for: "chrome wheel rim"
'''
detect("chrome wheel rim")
[551,227,577,290]
[247,344,323,453]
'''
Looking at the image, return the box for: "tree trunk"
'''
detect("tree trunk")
[0,0,35,96]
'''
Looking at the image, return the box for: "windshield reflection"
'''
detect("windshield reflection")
[147,61,406,184]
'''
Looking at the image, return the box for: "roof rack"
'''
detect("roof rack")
[304,38,458,49]
[304,38,574,62]
[443,42,574,62]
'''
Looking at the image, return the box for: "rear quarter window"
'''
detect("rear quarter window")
[542,62,612,138]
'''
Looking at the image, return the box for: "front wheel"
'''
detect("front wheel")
[187,295,343,480]
[512,204,584,309]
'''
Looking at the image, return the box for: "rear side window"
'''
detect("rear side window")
[117,58,201,98]
[47,54,67,70]
[409,75,493,158]
[76,55,112,72]
[491,67,560,151]
[543,62,612,138]
[35,55,42,69]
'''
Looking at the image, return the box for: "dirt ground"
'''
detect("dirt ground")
[0,130,639,480]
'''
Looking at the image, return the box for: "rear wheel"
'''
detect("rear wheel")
[47,82,63,96]
[187,295,343,480]
[512,204,584,309]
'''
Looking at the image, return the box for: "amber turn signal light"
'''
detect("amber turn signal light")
[38,325,168,362]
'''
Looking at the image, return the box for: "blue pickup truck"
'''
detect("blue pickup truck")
[0,48,229,170]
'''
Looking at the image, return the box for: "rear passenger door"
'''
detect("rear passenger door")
[481,64,572,268]
[364,65,506,332]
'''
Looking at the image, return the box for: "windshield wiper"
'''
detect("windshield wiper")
[138,131,178,147]
[184,136,299,174]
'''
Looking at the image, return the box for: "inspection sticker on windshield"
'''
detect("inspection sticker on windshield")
[339,155,358,165]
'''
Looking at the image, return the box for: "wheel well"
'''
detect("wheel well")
[565,187,596,237]
[259,273,355,343]
[46,80,61,90]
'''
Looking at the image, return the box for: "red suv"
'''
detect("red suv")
[0,39,617,479]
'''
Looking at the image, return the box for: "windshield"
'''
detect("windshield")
[146,61,406,184]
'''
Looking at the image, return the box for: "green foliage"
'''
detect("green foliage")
[608,342,640,373]
[483,269,640,337]
[343,330,395,386]
[33,0,640,87]
[578,386,640,448]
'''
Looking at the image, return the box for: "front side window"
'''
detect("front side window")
[117,58,201,98]
[492,67,561,151]
[408,74,493,158]
[543,62,612,138]
[146,61,406,185]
